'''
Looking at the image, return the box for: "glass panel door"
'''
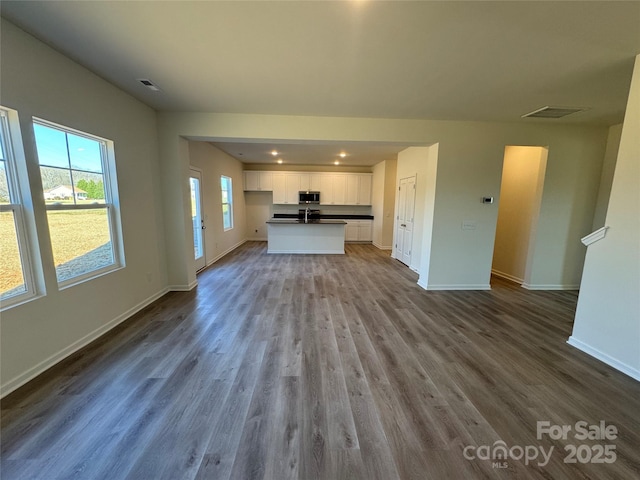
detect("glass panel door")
[189,169,206,271]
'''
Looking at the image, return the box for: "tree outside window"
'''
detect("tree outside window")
[33,119,123,286]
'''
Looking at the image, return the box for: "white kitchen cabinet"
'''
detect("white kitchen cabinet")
[320,175,333,204]
[310,173,323,192]
[333,175,347,205]
[345,175,359,205]
[299,173,310,191]
[272,173,285,203]
[358,174,372,205]
[321,174,347,205]
[243,171,273,191]
[345,222,359,242]
[358,219,372,241]
[344,220,372,242]
[248,170,373,206]
[345,174,372,205]
[285,174,301,204]
[272,173,302,204]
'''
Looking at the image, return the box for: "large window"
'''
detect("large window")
[33,119,123,286]
[0,107,36,307]
[221,175,233,230]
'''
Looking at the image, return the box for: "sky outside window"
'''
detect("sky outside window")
[34,123,103,173]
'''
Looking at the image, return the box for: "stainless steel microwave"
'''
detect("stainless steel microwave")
[299,191,320,204]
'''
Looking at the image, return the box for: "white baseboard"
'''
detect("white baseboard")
[421,284,492,291]
[567,336,640,382]
[267,249,344,254]
[168,279,198,291]
[206,239,248,267]
[372,241,392,251]
[522,283,579,291]
[491,269,523,285]
[175,240,249,290]
[0,287,170,399]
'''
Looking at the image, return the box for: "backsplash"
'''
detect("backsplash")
[272,204,373,216]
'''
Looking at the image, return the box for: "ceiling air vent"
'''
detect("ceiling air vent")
[137,78,161,91]
[522,106,586,119]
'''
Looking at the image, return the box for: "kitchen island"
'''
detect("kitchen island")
[266,219,347,254]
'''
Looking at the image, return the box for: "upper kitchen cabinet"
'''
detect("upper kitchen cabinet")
[320,174,347,205]
[272,173,302,204]
[245,170,373,206]
[244,171,273,191]
[299,173,311,191]
[345,173,372,206]
[310,174,323,192]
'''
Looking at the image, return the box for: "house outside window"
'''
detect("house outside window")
[221,175,233,231]
[33,118,124,286]
[0,107,38,308]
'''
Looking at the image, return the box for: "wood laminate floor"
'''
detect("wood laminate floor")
[2,242,639,480]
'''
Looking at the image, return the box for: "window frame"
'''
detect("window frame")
[221,175,233,231]
[0,107,38,309]
[33,117,124,288]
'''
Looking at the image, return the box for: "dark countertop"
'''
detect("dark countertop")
[267,218,347,225]
[273,214,374,220]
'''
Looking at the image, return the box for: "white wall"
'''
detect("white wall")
[381,159,397,249]
[416,145,439,289]
[372,158,399,250]
[492,146,547,284]
[157,112,608,291]
[372,161,386,247]
[1,20,167,396]
[245,192,272,241]
[394,147,432,272]
[592,124,623,230]
[188,142,247,265]
[569,54,640,381]
[430,127,604,290]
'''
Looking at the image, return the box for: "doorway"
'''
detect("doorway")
[395,175,416,266]
[492,146,548,285]
[189,168,206,272]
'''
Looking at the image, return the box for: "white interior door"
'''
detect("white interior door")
[395,175,416,266]
[189,169,206,272]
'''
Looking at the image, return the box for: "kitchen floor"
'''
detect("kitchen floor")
[2,242,639,479]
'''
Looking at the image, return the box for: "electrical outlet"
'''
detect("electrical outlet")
[462,220,477,230]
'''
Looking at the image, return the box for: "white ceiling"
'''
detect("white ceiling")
[209,140,415,166]
[2,1,639,165]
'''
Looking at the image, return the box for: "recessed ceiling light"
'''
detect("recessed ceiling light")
[334,161,340,165]
[339,152,347,158]
[277,159,283,164]
[271,150,279,156]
